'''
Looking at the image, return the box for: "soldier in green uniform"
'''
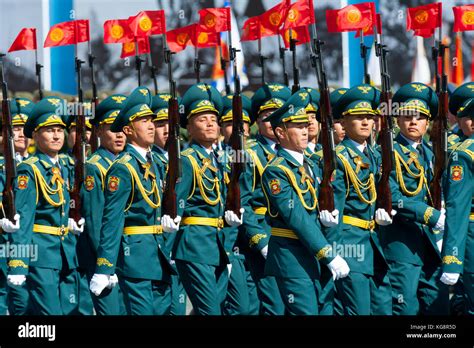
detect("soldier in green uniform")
[79,94,127,315]
[218,94,254,315]
[6,97,84,315]
[440,87,474,315]
[89,87,174,315]
[303,87,322,158]
[163,83,243,315]
[331,88,348,146]
[380,82,448,315]
[329,84,393,315]
[150,92,187,315]
[260,89,350,315]
[241,83,291,315]
[448,83,473,150]
[5,97,35,315]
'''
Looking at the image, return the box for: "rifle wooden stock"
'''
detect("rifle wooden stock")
[162,95,180,218]
[376,91,393,213]
[225,93,244,215]
[318,89,335,212]
[429,88,448,210]
[1,56,17,220]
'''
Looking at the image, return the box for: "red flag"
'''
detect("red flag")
[166,24,195,52]
[104,19,134,43]
[413,28,435,38]
[241,16,261,41]
[452,33,464,85]
[282,0,315,30]
[199,8,231,33]
[406,3,441,31]
[453,5,474,32]
[280,26,310,48]
[355,13,382,37]
[259,0,290,36]
[326,3,376,33]
[128,10,166,37]
[44,20,89,47]
[8,28,37,52]
[120,37,150,58]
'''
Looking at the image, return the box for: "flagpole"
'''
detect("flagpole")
[257,36,266,86]
[359,29,370,84]
[34,46,43,100]
[194,45,201,83]
[277,29,289,87]
[148,36,158,95]
[219,35,231,94]
[289,28,300,93]
[135,37,142,86]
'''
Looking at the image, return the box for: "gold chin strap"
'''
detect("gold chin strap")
[29,164,65,207]
[124,163,161,209]
[186,155,221,206]
[394,150,426,197]
[337,153,377,205]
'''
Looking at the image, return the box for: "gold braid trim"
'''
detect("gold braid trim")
[124,163,161,209]
[96,258,113,267]
[442,255,462,265]
[28,164,65,207]
[8,260,28,268]
[316,246,332,261]
[247,148,264,191]
[394,150,425,197]
[337,153,377,205]
[423,207,434,225]
[186,155,221,206]
[249,233,267,248]
[276,164,318,210]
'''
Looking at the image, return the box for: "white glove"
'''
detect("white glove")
[224,208,245,227]
[319,209,339,228]
[436,239,443,253]
[0,214,20,233]
[68,217,85,235]
[260,245,268,259]
[327,255,350,280]
[434,211,445,232]
[107,274,118,289]
[161,215,181,233]
[90,273,111,296]
[375,209,397,226]
[7,274,26,287]
[440,272,460,285]
[227,263,232,275]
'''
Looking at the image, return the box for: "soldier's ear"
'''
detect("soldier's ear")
[122,125,133,137]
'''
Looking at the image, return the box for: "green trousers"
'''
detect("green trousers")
[387,260,449,315]
[336,271,392,315]
[85,270,126,316]
[223,257,250,315]
[120,276,171,315]
[175,260,228,315]
[7,281,30,315]
[462,272,474,315]
[0,272,7,315]
[169,273,187,315]
[275,277,321,315]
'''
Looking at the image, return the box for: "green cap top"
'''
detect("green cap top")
[332,84,380,119]
[92,94,127,126]
[10,98,35,126]
[449,82,474,118]
[180,83,223,126]
[250,83,291,124]
[220,94,252,123]
[263,88,310,130]
[392,82,438,119]
[24,97,67,138]
[110,86,154,132]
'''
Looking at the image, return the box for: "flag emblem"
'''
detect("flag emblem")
[203,13,216,28]
[139,16,152,32]
[287,9,300,23]
[111,24,124,40]
[462,11,474,25]
[85,175,95,191]
[50,28,64,42]
[18,175,29,190]
[346,9,362,24]
[269,12,282,26]
[123,42,135,53]
[108,176,120,192]
[414,10,429,24]
[197,32,208,44]
[177,33,190,45]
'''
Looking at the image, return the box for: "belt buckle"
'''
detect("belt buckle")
[217,217,224,229]
[369,220,375,231]
[60,225,66,239]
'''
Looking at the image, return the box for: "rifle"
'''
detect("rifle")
[225,45,245,216]
[277,33,289,87]
[69,56,87,222]
[429,39,448,210]
[88,50,100,152]
[257,36,267,86]
[290,29,300,94]
[219,37,231,95]
[374,23,394,215]
[161,37,182,219]
[0,54,17,220]
[309,28,335,211]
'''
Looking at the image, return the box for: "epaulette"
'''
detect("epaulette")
[116,154,132,164]
[59,153,75,166]
[22,157,38,165]
[314,150,323,158]
[335,145,345,154]
[87,154,102,165]
[456,139,474,160]
[448,134,460,145]
[268,157,284,167]
[181,148,195,157]
[399,144,411,154]
[347,147,358,158]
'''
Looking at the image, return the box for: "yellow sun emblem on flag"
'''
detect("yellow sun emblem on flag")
[139,16,152,32]
[284,29,298,43]
[123,42,135,53]
[346,8,362,24]
[462,11,474,25]
[414,10,429,24]
[287,9,300,23]
[50,28,64,42]
[198,32,209,44]
[111,24,124,39]
[204,13,216,28]
[269,12,282,26]
[177,33,190,45]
